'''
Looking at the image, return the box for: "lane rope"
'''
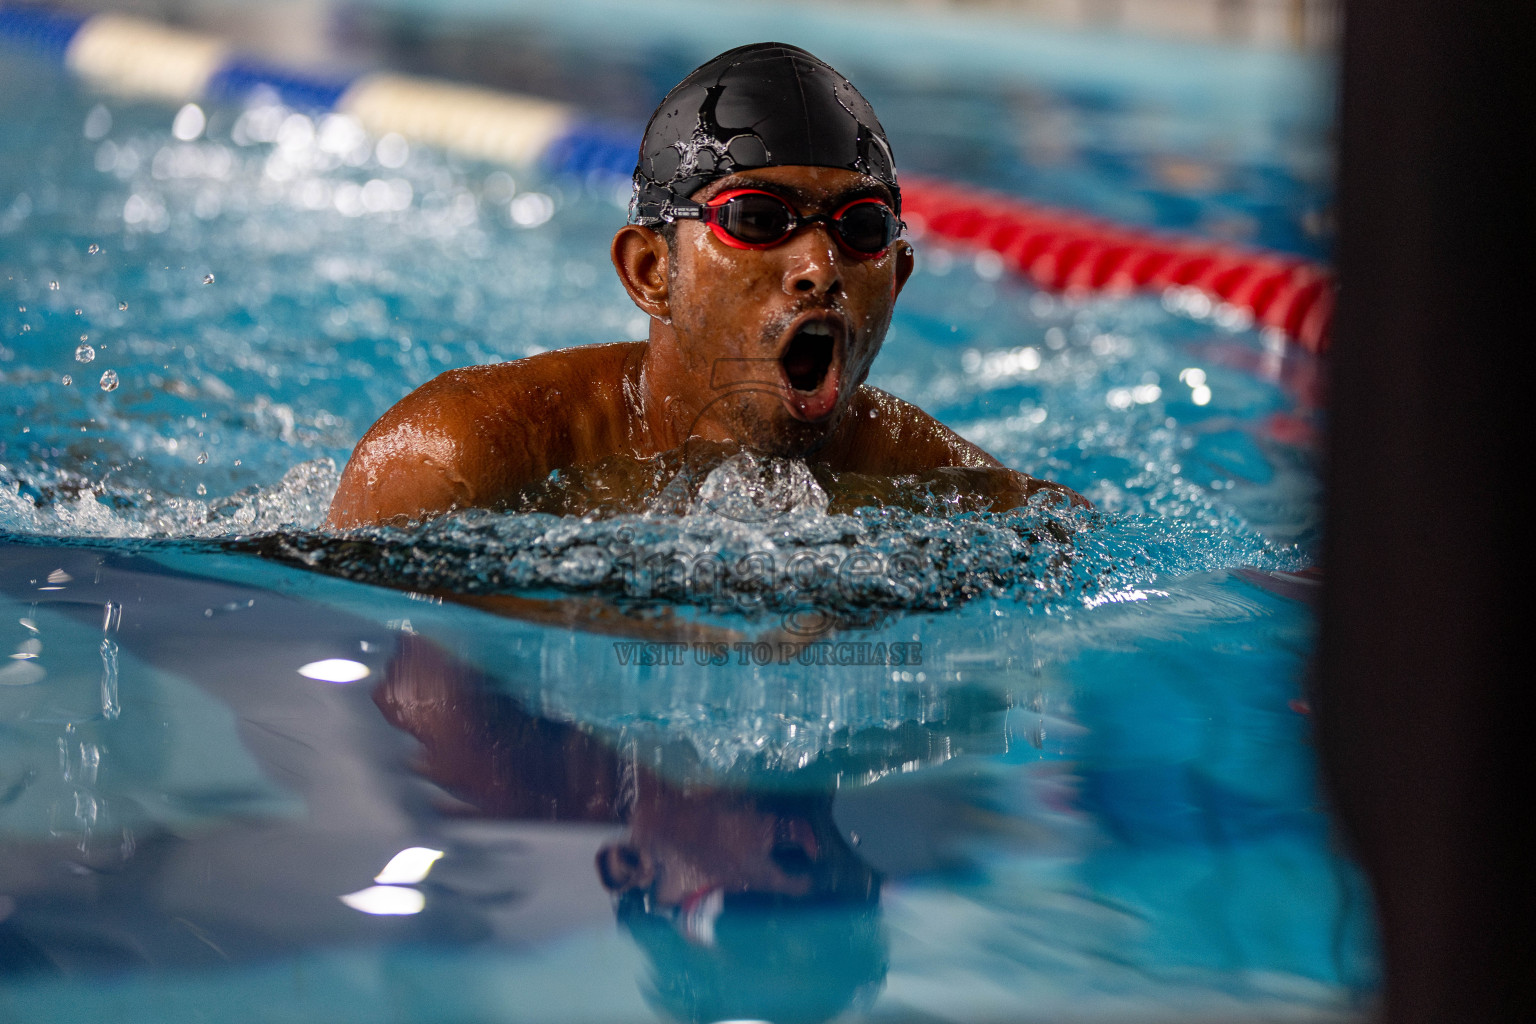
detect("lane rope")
[1,4,1331,351]
[901,178,1332,352]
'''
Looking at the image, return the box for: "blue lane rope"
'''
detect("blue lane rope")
[205,57,355,113]
[0,2,640,181]
[541,120,644,180]
[0,4,86,59]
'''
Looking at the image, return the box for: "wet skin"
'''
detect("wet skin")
[326,165,1082,529]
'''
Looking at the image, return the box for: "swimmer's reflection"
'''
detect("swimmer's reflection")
[376,634,885,1024]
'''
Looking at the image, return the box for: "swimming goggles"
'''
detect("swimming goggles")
[662,188,904,259]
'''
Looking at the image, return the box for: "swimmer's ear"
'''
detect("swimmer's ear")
[596,841,656,893]
[611,225,671,321]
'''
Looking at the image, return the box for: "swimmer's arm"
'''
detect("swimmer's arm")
[326,374,520,528]
[374,633,624,821]
[837,386,1089,508]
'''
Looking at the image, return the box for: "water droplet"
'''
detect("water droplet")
[118,301,128,311]
[87,244,100,255]
[75,344,95,363]
[202,274,215,285]
[48,281,59,291]
[196,451,208,464]
[61,374,72,386]
[99,369,118,392]
[195,483,207,495]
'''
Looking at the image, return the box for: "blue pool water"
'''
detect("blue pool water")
[1,22,1368,1024]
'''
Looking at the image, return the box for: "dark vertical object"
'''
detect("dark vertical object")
[1321,0,1530,1021]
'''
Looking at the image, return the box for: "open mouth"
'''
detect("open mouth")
[770,842,815,875]
[782,324,835,392]
[771,817,821,876]
[778,317,843,422]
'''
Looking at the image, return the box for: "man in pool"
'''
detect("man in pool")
[326,42,1080,529]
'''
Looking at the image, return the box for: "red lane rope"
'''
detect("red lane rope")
[902,176,1333,354]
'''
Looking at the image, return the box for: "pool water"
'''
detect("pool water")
[1,27,1369,1024]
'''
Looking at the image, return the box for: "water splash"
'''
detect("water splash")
[0,458,340,539]
[98,638,120,720]
[692,451,830,522]
[243,452,1297,623]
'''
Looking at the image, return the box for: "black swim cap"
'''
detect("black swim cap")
[630,43,899,225]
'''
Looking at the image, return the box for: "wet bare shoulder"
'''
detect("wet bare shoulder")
[327,343,643,528]
[826,385,1001,474]
[825,386,1089,509]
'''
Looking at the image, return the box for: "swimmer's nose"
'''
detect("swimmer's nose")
[783,229,842,296]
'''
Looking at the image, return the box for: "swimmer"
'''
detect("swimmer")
[326,43,1083,529]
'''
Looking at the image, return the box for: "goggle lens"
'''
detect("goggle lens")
[713,193,796,246]
[835,200,899,254]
